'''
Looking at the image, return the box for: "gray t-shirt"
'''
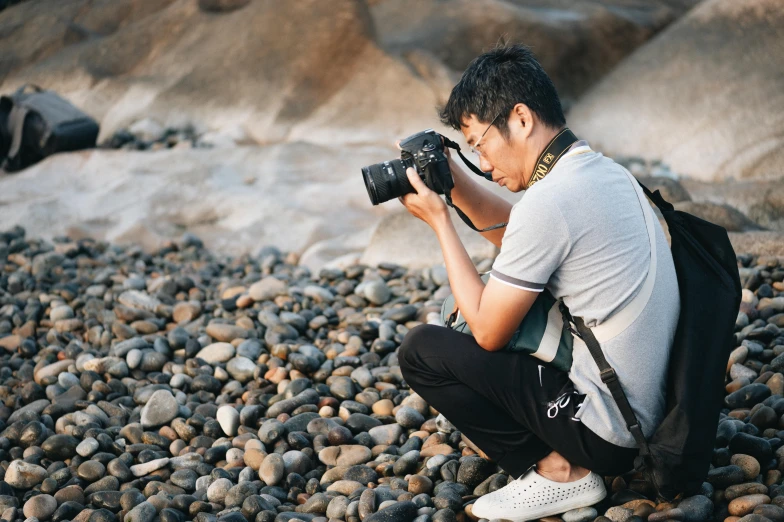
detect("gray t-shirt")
[491,143,680,447]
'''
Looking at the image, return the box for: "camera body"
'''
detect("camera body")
[362,129,454,206]
[399,129,454,195]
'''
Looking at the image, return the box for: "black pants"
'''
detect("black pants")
[398,324,638,478]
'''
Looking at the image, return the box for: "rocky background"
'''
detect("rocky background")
[0,2,783,522]
[0,0,781,270]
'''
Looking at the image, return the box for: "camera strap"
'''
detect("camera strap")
[525,128,579,189]
[440,128,578,233]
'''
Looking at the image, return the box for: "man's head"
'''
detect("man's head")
[439,44,566,192]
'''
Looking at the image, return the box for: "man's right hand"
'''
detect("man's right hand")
[394,134,511,248]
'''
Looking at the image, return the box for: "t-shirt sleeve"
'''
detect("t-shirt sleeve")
[490,194,571,292]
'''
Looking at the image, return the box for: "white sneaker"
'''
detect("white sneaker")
[471,467,607,522]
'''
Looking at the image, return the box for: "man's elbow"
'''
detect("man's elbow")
[474,329,508,352]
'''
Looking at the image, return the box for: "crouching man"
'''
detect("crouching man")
[396,44,680,521]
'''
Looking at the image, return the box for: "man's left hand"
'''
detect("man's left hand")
[398,167,449,228]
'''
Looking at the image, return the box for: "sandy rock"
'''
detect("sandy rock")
[569,0,784,182]
[369,0,699,103]
[636,175,692,203]
[0,0,440,146]
[0,146,403,259]
[681,178,784,232]
[673,202,763,232]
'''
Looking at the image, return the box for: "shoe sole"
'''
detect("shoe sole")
[474,485,607,522]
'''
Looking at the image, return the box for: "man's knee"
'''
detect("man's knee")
[398,323,444,373]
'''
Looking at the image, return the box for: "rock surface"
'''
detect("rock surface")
[0,145,397,261]
[569,0,784,182]
[369,0,701,104]
[0,0,439,145]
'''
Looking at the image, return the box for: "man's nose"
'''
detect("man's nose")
[479,155,493,173]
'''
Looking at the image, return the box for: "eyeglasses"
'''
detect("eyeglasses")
[470,112,502,157]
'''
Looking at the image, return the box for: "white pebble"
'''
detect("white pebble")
[217,405,240,437]
[76,438,99,457]
[130,457,169,477]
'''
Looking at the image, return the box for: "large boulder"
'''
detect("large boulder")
[301,174,517,272]
[673,201,763,232]
[681,178,784,232]
[0,0,179,84]
[369,0,701,104]
[0,0,441,144]
[636,175,692,203]
[569,0,784,181]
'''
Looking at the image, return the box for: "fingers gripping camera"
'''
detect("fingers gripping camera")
[361,130,454,206]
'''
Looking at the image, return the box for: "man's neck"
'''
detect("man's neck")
[523,126,564,188]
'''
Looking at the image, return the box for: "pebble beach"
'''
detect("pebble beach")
[0,225,782,522]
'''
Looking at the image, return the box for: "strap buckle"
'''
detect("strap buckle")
[446,310,458,329]
[558,302,582,338]
[600,368,617,384]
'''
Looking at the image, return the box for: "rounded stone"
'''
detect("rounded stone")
[217,405,240,436]
[562,507,599,522]
[5,460,47,488]
[368,423,403,446]
[196,342,235,364]
[395,406,425,429]
[408,475,433,495]
[364,281,391,305]
[677,495,714,521]
[140,389,179,428]
[207,478,233,504]
[259,453,284,486]
[23,494,57,520]
[78,460,106,482]
[226,357,256,382]
[76,437,99,457]
[731,454,761,481]
[728,494,770,517]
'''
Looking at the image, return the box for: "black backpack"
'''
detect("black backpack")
[0,84,99,172]
[567,182,742,500]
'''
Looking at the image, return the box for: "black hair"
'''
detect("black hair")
[438,44,566,139]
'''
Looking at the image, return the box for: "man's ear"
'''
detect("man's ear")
[511,103,534,138]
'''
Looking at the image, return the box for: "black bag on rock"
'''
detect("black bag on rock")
[567,182,742,501]
[0,84,99,172]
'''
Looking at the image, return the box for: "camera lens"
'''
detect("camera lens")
[361,158,415,205]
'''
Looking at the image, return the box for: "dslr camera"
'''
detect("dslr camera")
[362,129,453,205]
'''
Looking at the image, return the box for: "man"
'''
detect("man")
[397,44,680,521]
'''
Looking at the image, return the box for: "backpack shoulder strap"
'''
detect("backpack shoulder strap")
[573,316,651,456]
[589,170,658,342]
[637,181,675,213]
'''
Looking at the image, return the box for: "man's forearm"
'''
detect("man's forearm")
[449,159,512,248]
[432,212,485,326]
